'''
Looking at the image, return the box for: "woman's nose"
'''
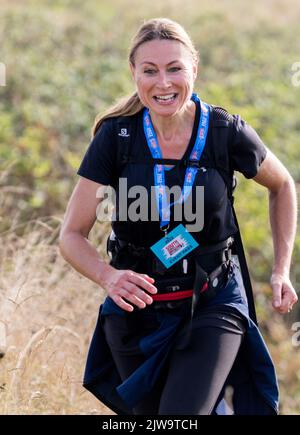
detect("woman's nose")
[156,71,172,88]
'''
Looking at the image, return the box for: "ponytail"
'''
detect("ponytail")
[92,91,144,137]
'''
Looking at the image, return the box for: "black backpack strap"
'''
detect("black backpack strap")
[115,115,138,173]
[211,105,258,325]
[211,105,236,200]
[231,208,258,324]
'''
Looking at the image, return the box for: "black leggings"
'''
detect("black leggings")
[103,306,245,415]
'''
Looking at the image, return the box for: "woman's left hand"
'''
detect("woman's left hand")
[270,273,298,314]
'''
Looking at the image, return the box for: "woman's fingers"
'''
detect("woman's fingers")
[282,284,298,313]
[127,272,158,294]
[120,285,148,308]
[271,273,298,314]
[108,270,158,311]
[123,282,154,306]
[113,288,150,311]
[142,274,156,283]
[113,294,135,312]
[271,274,282,309]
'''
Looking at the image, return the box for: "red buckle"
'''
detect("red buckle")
[200,282,209,293]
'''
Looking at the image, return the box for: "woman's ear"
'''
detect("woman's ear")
[192,61,198,82]
[129,62,136,80]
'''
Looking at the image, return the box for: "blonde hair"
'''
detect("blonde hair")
[92,18,199,136]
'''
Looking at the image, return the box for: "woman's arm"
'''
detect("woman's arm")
[59,177,157,311]
[59,177,114,285]
[253,148,298,314]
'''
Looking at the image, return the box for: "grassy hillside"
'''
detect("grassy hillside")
[0,0,300,414]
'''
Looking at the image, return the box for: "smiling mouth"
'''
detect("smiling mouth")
[153,93,178,103]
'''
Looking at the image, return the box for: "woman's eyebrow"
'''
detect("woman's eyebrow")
[141,60,180,66]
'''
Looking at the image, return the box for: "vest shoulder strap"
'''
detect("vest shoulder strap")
[210,105,236,201]
[115,115,138,172]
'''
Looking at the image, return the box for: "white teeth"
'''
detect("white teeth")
[155,94,176,100]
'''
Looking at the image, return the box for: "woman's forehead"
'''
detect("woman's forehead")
[134,39,192,65]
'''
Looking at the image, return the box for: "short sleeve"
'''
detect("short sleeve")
[77,118,117,185]
[230,115,267,179]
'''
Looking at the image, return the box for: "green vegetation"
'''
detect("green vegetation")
[0,0,299,414]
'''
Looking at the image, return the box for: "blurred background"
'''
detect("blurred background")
[0,0,300,415]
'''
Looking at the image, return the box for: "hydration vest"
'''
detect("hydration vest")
[110,105,258,324]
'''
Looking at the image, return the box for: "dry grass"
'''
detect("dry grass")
[0,217,114,414]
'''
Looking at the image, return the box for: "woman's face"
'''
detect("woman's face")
[130,39,198,117]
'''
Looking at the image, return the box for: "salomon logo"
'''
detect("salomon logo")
[118,128,130,137]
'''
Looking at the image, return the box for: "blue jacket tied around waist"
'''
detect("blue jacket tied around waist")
[83,260,279,415]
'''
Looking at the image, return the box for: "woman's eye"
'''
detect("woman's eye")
[144,67,181,74]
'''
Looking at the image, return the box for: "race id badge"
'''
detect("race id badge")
[150,224,199,269]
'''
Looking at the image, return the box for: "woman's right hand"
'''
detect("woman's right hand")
[101,266,158,312]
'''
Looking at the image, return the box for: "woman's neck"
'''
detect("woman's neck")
[149,100,196,142]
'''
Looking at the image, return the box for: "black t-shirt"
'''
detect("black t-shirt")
[77,99,267,247]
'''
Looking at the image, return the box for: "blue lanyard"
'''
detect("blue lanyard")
[143,93,210,233]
